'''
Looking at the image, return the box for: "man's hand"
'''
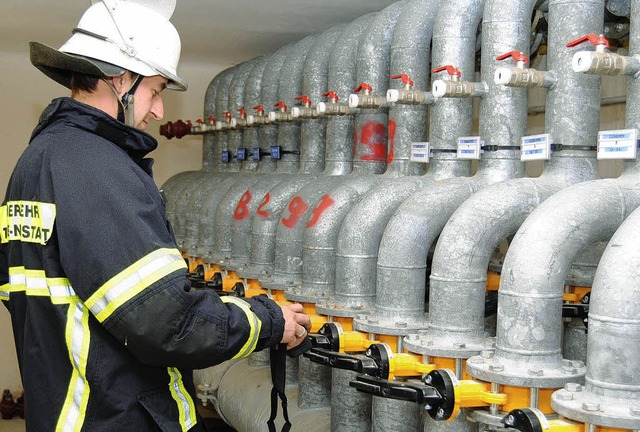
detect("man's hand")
[280,303,311,350]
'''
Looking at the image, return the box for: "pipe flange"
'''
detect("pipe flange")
[352,315,429,336]
[551,385,640,430]
[235,265,270,281]
[466,355,586,388]
[258,274,301,291]
[401,335,486,358]
[315,301,365,318]
[467,408,513,430]
[284,290,325,304]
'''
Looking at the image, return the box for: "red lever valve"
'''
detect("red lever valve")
[274,101,288,111]
[238,108,247,118]
[354,82,373,93]
[391,74,414,86]
[207,115,216,123]
[566,34,610,48]
[322,91,339,101]
[496,50,529,64]
[224,112,232,121]
[294,95,312,106]
[432,65,462,78]
[253,105,265,115]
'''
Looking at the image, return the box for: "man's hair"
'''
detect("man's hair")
[70,72,101,93]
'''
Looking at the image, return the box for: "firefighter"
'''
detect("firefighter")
[0,0,310,430]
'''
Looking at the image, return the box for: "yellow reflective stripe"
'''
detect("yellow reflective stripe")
[86,248,187,323]
[5,267,77,304]
[0,201,56,245]
[168,368,197,431]
[220,297,262,359]
[0,283,8,301]
[56,301,91,432]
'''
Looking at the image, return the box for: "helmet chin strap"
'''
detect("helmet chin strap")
[103,74,143,126]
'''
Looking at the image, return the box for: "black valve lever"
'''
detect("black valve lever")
[562,303,589,329]
[303,348,380,375]
[349,375,443,405]
[286,336,313,358]
[501,408,545,432]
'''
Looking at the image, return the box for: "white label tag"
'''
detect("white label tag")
[457,136,482,160]
[521,134,551,161]
[598,129,639,160]
[410,142,430,163]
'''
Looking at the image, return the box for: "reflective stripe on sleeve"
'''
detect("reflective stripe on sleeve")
[0,283,8,301]
[56,301,91,432]
[85,248,187,322]
[220,296,262,359]
[168,368,197,432]
[5,267,77,304]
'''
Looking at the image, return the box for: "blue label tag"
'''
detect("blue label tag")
[271,146,281,159]
[252,148,260,161]
[237,148,246,161]
[221,151,230,163]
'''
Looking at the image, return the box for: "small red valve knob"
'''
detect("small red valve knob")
[354,82,373,93]
[496,50,529,64]
[391,74,414,86]
[238,108,247,118]
[294,95,312,106]
[196,118,204,125]
[566,34,610,48]
[253,105,265,115]
[322,91,339,101]
[274,101,288,111]
[224,112,232,121]
[432,65,462,77]
[207,115,216,123]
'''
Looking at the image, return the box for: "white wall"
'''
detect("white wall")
[0,49,230,394]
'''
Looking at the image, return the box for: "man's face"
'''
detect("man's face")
[133,75,168,130]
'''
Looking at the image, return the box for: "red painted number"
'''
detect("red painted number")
[233,190,252,220]
[256,193,271,219]
[306,194,335,228]
[281,196,309,228]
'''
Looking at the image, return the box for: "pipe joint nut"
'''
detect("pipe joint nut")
[572,51,639,76]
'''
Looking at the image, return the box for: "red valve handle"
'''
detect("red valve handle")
[186,120,192,125]
[566,34,610,48]
[354,82,373,93]
[207,115,216,123]
[322,91,339,101]
[496,50,529,64]
[274,101,288,111]
[431,65,462,77]
[238,108,247,118]
[253,105,265,115]
[391,74,414,86]
[196,118,204,124]
[294,95,312,105]
[224,112,232,121]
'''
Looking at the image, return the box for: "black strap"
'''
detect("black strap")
[268,344,291,432]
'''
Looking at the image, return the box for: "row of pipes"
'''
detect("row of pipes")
[159,0,640,430]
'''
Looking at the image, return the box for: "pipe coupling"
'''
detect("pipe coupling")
[386,88,434,105]
[494,67,553,88]
[432,79,487,99]
[316,101,350,116]
[348,92,386,109]
[572,50,640,76]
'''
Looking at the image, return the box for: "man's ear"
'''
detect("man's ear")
[110,72,131,97]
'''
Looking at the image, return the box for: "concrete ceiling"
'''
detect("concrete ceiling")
[1,0,399,65]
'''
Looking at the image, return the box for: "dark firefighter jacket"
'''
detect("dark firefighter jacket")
[0,97,285,431]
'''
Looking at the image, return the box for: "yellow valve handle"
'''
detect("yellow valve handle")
[388,352,435,379]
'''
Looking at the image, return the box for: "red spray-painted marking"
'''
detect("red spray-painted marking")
[233,190,252,220]
[306,194,335,228]
[387,120,396,164]
[256,193,271,219]
[358,121,388,161]
[281,196,309,228]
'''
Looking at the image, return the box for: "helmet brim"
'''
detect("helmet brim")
[30,41,126,89]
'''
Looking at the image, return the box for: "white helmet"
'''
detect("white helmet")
[30,0,187,91]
